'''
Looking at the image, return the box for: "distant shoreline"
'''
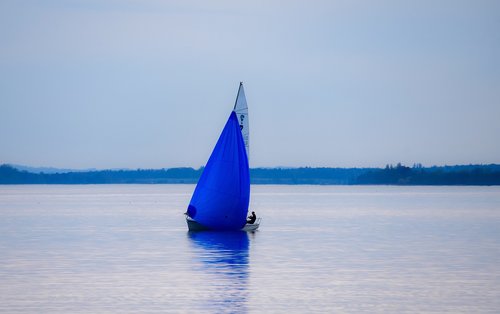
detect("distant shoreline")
[1,163,500,185]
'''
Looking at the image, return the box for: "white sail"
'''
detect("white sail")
[233,82,249,159]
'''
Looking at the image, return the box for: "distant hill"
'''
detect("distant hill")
[7,164,97,174]
[1,163,500,185]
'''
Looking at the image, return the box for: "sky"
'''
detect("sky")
[1,0,499,169]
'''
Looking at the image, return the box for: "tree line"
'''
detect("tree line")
[1,163,499,185]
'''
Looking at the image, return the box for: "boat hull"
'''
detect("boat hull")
[186,216,259,232]
[242,223,259,232]
[186,216,211,231]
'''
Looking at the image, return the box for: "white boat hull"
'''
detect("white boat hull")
[242,222,260,231]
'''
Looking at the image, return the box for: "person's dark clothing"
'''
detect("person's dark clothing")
[247,212,257,224]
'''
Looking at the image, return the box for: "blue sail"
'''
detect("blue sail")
[187,111,250,230]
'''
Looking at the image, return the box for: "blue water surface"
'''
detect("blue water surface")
[0,185,499,313]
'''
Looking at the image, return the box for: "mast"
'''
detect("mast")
[233,81,243,110]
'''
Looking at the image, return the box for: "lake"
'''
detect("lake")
[1,185,499,313]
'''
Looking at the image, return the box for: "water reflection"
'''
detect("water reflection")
[187,231,249,313]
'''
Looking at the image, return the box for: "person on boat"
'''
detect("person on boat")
[247,211,257,224]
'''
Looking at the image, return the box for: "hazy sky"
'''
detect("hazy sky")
[1,0,499,169]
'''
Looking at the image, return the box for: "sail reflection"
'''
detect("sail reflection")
[187,231,249,312]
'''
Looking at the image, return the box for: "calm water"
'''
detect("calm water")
[0,185,499,313]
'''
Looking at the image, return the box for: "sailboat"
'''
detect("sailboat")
[185,82,260,231]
